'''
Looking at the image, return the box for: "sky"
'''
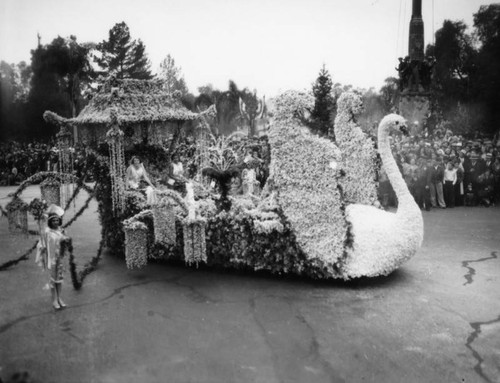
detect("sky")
[0,0,496,97]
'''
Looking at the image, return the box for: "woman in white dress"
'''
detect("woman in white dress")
[126,156,156,204]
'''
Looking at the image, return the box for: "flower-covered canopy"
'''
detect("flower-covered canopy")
[43,77,199,146]
[45,77,199,126]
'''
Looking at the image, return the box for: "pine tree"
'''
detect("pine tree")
[311,65,334,136]
[158,54,189,95]
[96,22,152,79]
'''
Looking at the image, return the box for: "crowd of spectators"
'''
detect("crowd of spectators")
[0,141,54,186]
[2,130,500,211]
[379,129,500,209]
[0,141,89,186]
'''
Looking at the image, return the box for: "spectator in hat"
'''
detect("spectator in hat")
[443,160,457,208]
[414,157,433,211]
[454,159,465,207]
[492,156,500,204]
[464,150,486,205]
[485,153,494,171]
[430,157,446,208]
[477,168,495,207]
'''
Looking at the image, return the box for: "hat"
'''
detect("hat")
[46,204,64,221]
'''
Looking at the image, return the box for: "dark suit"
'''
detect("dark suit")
[430,164,446,207]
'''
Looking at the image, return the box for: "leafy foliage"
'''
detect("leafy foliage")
[95,22,152,80]
[311,65,334,137]
[158,54,189,95]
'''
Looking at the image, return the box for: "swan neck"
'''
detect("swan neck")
[378,128,414,208]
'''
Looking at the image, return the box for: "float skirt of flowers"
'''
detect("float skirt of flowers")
[182,218,207,266]
[153,203,176,246]
[124,221,149,269]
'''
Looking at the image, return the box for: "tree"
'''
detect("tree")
[473,4,500,132]
[23,35,94,139]
[158,54,188,95]
[426,20,476,106]
[214,80,242,136]
[0,61,32,140]
[311,65,334,137]
[379,77,400,113]
[96,22,152,79]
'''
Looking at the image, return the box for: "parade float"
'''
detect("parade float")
[1,77,423,288]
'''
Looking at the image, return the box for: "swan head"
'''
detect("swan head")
[271,90,314,121]
[337,91,364,117]
[379,113,408,136]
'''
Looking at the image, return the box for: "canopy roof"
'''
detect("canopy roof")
[44,78,199,126]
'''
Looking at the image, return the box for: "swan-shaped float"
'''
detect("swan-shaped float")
[341,114,424,277]
[268,91,423,279]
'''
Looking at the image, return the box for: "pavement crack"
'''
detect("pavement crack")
[0,274,186,336]
[294,311,341,381]
[461,251,498,286]
[465,314,500,383]
[248,296,284,383]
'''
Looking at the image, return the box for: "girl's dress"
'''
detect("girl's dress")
[35,227,67,287]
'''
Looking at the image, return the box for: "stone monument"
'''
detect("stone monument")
[397,0,435,134]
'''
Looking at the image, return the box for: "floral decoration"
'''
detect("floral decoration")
[182,217,207,267]
[268,90,349,268]
[106,109,126,215]
[152,201,176,246]
[124,220,149,269]
[40,177,61,206]
[334,91,379,205]
[6,197,29,235]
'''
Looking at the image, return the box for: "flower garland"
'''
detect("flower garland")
[67,233,106,290]
[12,171,84,200]
[0,241,38,271]
[182,217,207,267]
[106,110,126,215]
[0,171,96,271]
[56,125,74,207]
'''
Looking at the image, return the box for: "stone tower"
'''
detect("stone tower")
[397,0,434,134]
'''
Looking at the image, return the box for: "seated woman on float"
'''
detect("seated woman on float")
[126,156,156,204]
[163,153,187,194]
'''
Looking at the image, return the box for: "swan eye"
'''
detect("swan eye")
[395,121,399,125]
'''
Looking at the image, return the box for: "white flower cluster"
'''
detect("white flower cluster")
[268,91,349,268]
[124,222,148,269]
[334,92,378,205]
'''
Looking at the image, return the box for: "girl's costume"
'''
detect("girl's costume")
[36,226,67,287]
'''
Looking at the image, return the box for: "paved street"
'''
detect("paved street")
[0,186,499,383]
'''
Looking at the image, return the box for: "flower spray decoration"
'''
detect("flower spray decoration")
[6,197,29,235]
[106,109,126,215]
[28,198,48,236]
[182,182,207,267]
[201,131,246,211]
[56,123,74,207]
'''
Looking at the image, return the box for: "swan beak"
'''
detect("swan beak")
[399,125,409,136]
